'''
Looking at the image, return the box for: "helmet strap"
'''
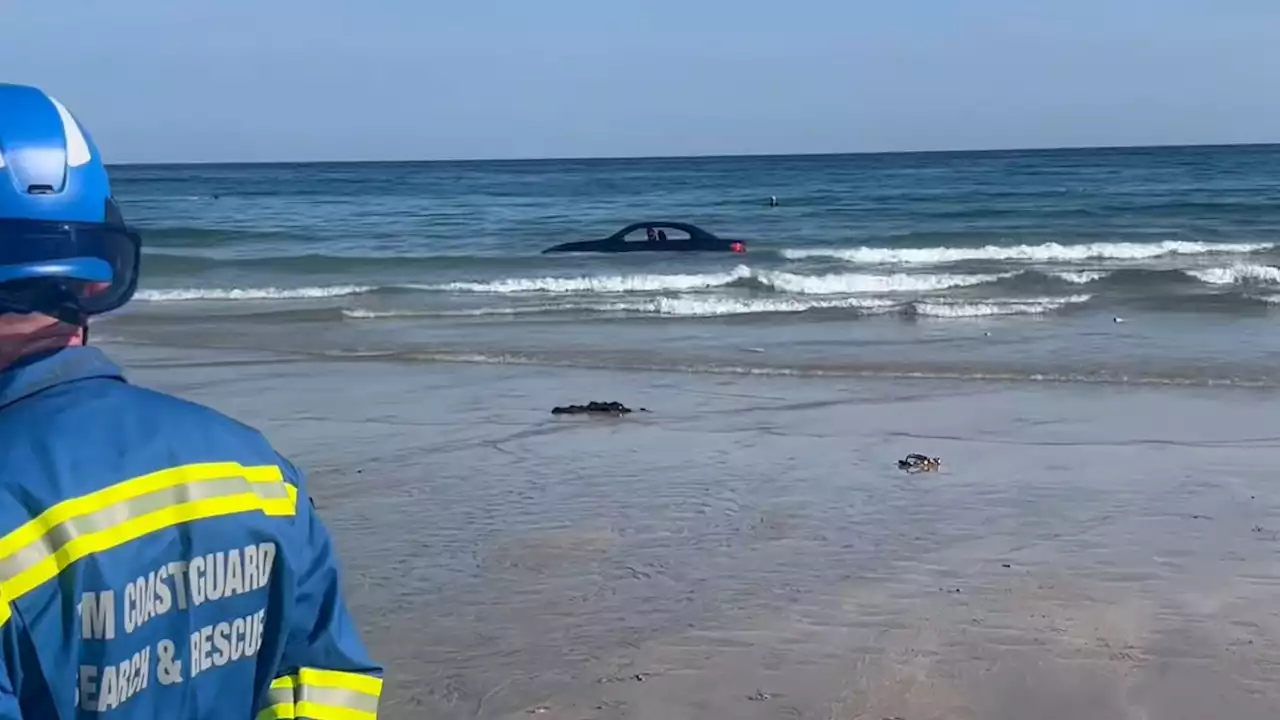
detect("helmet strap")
[0,282,90,339]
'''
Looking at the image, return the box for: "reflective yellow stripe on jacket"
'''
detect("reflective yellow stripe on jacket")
[0,461,297,626]
[257,669,383,720]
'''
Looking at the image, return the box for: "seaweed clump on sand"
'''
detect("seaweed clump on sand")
[551,401,648,416]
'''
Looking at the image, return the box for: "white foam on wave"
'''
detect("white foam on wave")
[433,265,1005,296]
[437,267,753,294]
[632,295,900,317]
[342,305,600,319]
[1051,270,1110,284]
[345,293,1091,320]
[1187,263,1280,285]
[758,269,1006,294]
[781,241,1273,264]
[343,308,480,319]
[344,296,900,320]
[913,294,1093,318]
[136,285,375,301]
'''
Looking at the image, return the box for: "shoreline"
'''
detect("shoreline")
[100,334,1280,396]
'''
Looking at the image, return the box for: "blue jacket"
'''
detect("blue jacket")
[0,346,383,719]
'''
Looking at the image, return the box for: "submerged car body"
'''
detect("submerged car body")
[541,221,748,254]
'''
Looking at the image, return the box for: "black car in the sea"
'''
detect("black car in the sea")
[541,221,748,254]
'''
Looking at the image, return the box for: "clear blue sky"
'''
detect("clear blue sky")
[5,0,1279,163]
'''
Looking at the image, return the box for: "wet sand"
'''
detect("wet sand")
[108,342,1280,720]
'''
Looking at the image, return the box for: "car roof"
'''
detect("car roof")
[614,221,710,236]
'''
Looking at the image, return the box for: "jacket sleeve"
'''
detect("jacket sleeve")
[0,607,43,719]
[0,619,21,720]
[258,457,384,720]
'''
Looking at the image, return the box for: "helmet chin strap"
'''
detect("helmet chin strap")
[0,286,90,342]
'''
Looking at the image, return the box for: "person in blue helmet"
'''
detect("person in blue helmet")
[0,84,383,718]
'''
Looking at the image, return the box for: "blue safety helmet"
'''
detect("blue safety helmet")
[0,83,140,324]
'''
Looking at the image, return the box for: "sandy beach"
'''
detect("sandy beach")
[105,340,1280,720]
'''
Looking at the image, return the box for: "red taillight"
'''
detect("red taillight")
[730,242,746,253]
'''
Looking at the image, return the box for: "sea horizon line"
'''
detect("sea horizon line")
[107,140,1280,170]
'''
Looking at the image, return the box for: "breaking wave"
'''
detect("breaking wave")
[1051,270,1110,284]
[622,295,897,317]
[433,266,1007,295]
[780,240,1274,264]
[912,295,1093,318]
[341,294,1089,320]
[437,268,752,294]
[1187,264,1280,285]
[131,261,1280,313]
[756,269,1006,294]
[135,285,375,301]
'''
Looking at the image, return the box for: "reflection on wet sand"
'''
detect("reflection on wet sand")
[117,344,1280,720]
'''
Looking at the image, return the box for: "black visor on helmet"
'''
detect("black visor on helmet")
[0,199,141,319]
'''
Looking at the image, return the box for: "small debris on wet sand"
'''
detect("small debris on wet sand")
[599,671,653,684]
[898,453,941,473]
[551,401,649,415]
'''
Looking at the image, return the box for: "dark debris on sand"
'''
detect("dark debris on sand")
[897,453,941,473]
[598,672,654,684]
[551,401,649,416]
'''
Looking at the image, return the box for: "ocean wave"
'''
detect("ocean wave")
[756,269,1007,294]
[130,261,1273,309]
[341,294,1090,320]
[639,295,1088,318]
[630,296,898,317]
[1051,270,1110,284]
[434,266,1006,296]
[140,250,540,274]
[345,296,900,319]
[912,295,1093,318]
[135,285,375,301]
[780,240,1274,264]
[140,227,299,248]
[437,267,753,294]
[1187,264,1280,285]
[340,306,586,319]
[344,308,466,319]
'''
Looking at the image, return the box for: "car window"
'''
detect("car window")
[621,228,654,242]
[621,226,692,242]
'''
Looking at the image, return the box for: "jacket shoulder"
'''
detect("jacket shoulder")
[115,381,280,447]
[0,375,303,503]
[10,374,273,444]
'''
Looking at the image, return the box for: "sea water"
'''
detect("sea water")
[103,145,1280,388]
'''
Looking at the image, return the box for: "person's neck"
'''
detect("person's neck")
[0,315,85,372]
